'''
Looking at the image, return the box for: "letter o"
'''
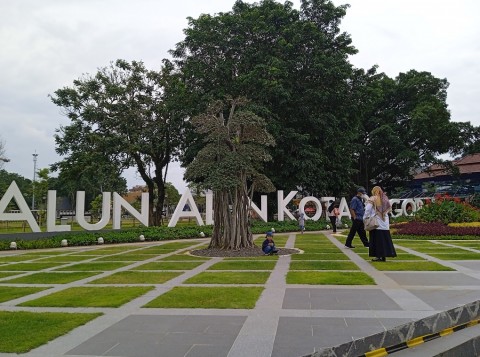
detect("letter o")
[401,199,416,216]
[299,197,322,221]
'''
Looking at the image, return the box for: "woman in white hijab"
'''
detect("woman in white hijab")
[364,186,397,262]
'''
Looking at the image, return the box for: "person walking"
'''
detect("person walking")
[327,200,340,233]
[365,186,397,261]
[344,187,369,248]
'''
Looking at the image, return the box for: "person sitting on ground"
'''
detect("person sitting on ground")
[262,231,278,255]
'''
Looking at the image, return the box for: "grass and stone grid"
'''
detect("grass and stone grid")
[0,232,480,356]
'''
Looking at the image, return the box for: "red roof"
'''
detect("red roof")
[414,153,480,179]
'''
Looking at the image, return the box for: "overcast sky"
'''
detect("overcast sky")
[1,0,479,193]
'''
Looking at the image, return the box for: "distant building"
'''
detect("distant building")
[411,153,480,195]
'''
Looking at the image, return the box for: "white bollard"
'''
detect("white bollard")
[199,232,205,238]
[10,242,17,249]
[61,239,68,247]
[97,237,104,245]
[139,234,145,242]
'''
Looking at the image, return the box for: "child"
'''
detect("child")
[262,231,278,255]
[298,212,305,234]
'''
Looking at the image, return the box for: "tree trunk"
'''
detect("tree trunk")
[208,181,254,250]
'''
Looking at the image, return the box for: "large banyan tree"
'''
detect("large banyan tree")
[185,98,275,249]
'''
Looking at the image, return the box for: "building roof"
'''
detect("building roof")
[413,153,480,180]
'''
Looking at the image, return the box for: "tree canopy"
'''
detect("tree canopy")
[173,0,359,196]
[50,59,188,225]
[185,97,275,249]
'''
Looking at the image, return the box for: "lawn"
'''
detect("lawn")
[18,286,154,307]
[289,260,359,270]
[0,286,49,303]
[132,261,204,270]
[143,286,264,309]
[0,272,100,284]
[207,260,277,270]
[184,271,270,284]
[0,311,102,353]
[89,271,182,284]
[286,271,375,285]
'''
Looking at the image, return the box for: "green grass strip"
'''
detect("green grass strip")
[185,271,270,284]
[0,262,65,271]
[290,261,359,270]
[93,254,158,262]
[286,271,375,285]
[19,286,154,307]
[427,252,480,260]
[0,272,100,284]
[291,253,349,260]
[357,253,425,261]
[0,286,49,303]
[55,262,131,271]
[143,286,263,309]
[207,261,276,270]
[89,271,182,284]
[159,254,210,261]
[0,272,21,279]
[36,255,95,263]
[0,311,102,353]
[370,261,454,271]
[133,261,204,270]
[224,255,279,260]
[0,255,51,262]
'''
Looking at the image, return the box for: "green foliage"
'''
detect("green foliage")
[143,286,264,309]
[0,218,333,251]
[354,69,468,191]
[0,311,101,353]
[415,200,479,224]
[50,59,186,225]
[468,193,480,210]
[174,0,358,195]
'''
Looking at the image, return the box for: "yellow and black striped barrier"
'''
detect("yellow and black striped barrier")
[360,318,480,357]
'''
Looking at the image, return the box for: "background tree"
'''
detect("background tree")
[0,170,32,210]
[164,182,180,216]
[172,0,359,197]
[353,69,470,192]
[185,98,275,249]
[52,152,127,211]
[50,59,187,225]
[0,136,8,170]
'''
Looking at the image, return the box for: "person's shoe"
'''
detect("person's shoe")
[345,245,355,249]
[272,250,278,254]
[364,243,369,247]
[264,253,270,256]
[371,258,383,262]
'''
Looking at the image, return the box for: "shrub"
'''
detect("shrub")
[0,219,334,251]
[415,196,479,224]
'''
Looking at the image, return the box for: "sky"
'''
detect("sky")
[1,0,479,194]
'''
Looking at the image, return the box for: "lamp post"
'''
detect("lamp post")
[0,157,9,162]
[32,153,38,210]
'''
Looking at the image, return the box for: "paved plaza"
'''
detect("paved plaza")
[1,231,480,357]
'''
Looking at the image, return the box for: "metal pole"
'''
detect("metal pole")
[32,152,38,210]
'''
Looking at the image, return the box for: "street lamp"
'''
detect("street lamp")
[0,157,9,162]
[32,152,38,210]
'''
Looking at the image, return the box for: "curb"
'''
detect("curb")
[361,318,480,356]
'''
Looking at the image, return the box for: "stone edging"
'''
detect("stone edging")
[308,300,480,357]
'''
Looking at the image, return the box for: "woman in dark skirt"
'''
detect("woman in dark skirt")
[365,186,397,262]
